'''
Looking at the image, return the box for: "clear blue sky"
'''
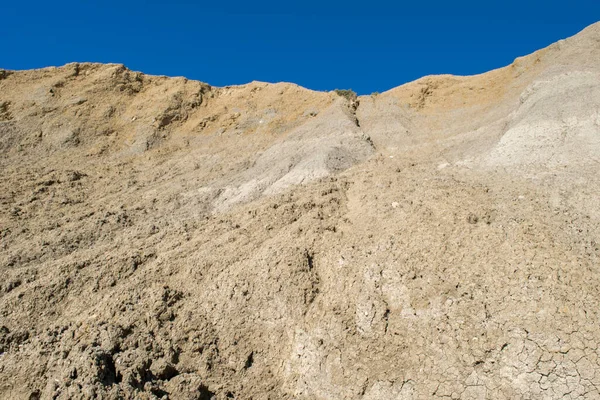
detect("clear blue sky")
[2,1,598,94]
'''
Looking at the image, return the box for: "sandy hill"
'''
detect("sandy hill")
[1,22,600,400]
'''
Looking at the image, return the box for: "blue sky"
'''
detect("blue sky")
[2,1,599,94]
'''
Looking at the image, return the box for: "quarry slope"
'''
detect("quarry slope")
[1,22,600,399]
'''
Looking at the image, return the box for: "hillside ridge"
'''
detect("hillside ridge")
[1,21,600,400]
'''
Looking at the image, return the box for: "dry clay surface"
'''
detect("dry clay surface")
[1,22,600,400]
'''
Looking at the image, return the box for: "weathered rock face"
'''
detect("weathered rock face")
[1,22,600,400]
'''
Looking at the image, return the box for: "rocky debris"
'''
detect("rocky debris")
[0,101,12,120]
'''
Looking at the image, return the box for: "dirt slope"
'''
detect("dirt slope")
[1,22,600,400]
